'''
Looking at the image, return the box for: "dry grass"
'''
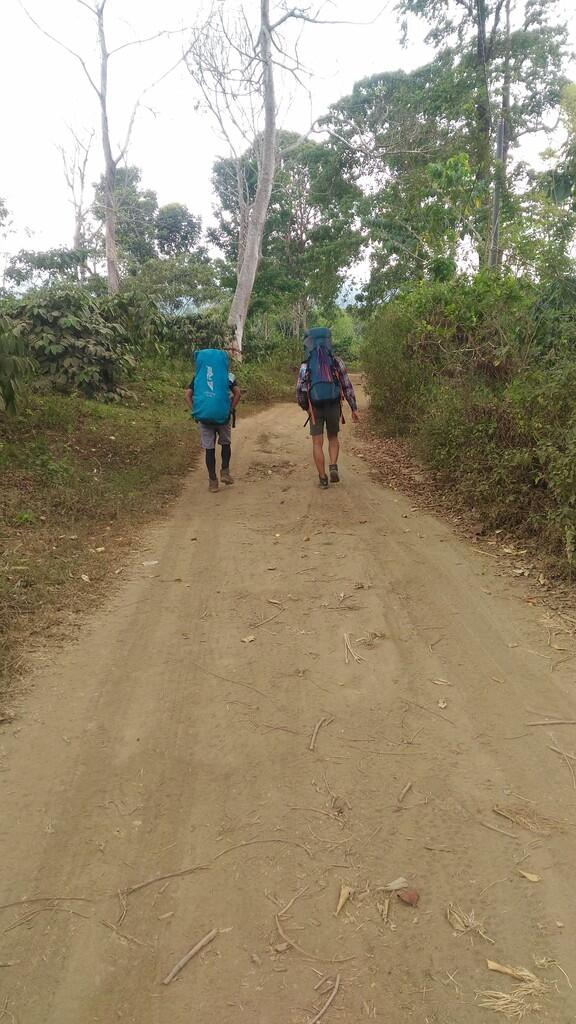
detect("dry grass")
[0,369,199,702]
[446,903,494,943]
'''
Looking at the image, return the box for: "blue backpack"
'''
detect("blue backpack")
[192,349,231,425]
[305,328,341,404]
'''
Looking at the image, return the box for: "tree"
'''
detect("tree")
[185,1,363,356]
[212,133,361,336]
[156,204,202,258]
[21,0,185,294]
[5,248,92,289]
[323,63,482,296]
[94,165,158,270]
[130,255,220,314]
[395,0,568,264]
[59,128,96,272]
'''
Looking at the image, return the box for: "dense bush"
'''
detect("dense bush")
[0,287,135,398]
[363,273,576,563]
[162,305,232,357]
[0,314,34,412]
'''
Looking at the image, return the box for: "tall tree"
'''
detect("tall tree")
[186,1,362,355]
[20,0,185,294]
[212,133,361,335]
[395,0,568,264]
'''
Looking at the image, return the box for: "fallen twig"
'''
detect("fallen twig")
[549,745,576,789]
[275,915,354,964]
[125,837,312,898]
[344,633,364,665]
[0,895,92,913]
[402,698,456,726]
[162,928,218,985]
[278,886,309,918]
[526,719,576,727]
[308,974,341,1024]
[309,716,334,752]
[249,609,284,629]
[397,781,413,805]
[479,821,519,840]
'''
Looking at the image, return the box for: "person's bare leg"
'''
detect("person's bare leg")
[312,435,327,479]
[328,434,340,468]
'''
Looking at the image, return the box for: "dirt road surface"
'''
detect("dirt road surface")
[2,399,576,1023]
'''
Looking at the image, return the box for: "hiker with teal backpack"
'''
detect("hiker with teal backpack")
[185,349,241,492]
[296,327,359,488]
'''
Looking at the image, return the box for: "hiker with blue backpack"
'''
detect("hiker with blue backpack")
[296,327,359,488]
[185,348,241,492]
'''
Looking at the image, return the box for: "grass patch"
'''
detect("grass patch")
[0,362,198,700]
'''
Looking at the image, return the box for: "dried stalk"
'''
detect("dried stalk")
[308,974,341,1024]
[309,716,334,752]
[162,928,218,984]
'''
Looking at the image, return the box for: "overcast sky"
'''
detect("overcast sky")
[1,0,573,260]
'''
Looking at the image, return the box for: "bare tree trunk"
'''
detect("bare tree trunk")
[228,0,276,358]
[488,0,511,270]
[236,158,250,275]
[96,2,120,295]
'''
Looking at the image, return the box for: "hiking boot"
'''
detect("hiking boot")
[208,477,219,493]
[221,469,234,485]
[319,476,329,489]
[329,464,340,483]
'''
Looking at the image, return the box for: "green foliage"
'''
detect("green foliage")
[0,287,134,398]
[5,247,89,289]
[155,204,202,258]
[211,134,362,337]
[129,254,221,313]
[364,274,576,561]
[234,353,295,404]
[0,314,35,412]
[162,304,232,358]
[94,166,158,269]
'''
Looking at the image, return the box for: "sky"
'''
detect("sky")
[0,0,574,263]
[0,0,432,258]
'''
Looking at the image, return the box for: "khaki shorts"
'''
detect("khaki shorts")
[198,421,232,449]
[309,400,341,437]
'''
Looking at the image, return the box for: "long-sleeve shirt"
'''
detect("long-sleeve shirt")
[296,355,358,412]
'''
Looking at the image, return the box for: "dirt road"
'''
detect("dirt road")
[2,400,576,1023]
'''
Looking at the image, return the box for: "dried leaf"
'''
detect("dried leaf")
[518,870,541,883]
[242,635,256,644]
[382,876,409,892]
[397,888,419,906]
[335,885,354,916]
[486,960,538,983]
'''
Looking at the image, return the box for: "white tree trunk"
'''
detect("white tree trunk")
[97,3,121,295]
[228,0,276,357]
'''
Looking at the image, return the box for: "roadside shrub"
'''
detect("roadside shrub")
[364,272,576,562]
[0,314,34,412]
[0,287,134,397]
[162,305,232,357]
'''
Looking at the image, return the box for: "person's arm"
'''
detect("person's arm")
[184,386,193,410]
[336,358,360,422]
[231,384,241,410]
[296,364,308,408]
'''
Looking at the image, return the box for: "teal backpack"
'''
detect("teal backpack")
[305,328,341,404]
[192,349,231,425]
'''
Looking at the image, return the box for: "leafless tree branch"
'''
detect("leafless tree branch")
[19,1,102,99]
